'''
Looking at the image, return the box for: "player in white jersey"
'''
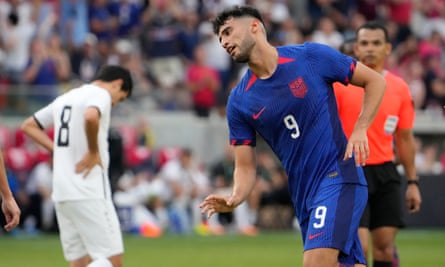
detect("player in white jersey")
[21,65,133,267]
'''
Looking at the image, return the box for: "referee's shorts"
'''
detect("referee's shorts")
[360,161,405,230]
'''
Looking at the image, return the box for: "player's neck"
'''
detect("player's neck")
[91,81,109,91]
[248,44,278,79]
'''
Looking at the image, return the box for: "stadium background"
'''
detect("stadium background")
[0,1,444,264]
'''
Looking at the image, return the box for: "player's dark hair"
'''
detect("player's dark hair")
[7,12,19,26]
[356,21,389,42]
[211,5,264,34]
[94,65,133,97]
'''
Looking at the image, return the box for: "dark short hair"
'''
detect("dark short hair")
[7,12,19,26]
[94,65,133,97]
[356,21,389,42]
[211,5,264,35]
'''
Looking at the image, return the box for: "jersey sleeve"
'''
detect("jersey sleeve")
[226,92,256,146]
[396,78,415,129]
[306,42,357,85]
[85,86,111,115]
[34,103,54,129]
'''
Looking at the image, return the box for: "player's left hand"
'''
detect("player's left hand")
[344,128,369,166]
[406,184,422,213]
[75,151,102,178]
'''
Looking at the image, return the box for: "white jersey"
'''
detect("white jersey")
[34,84,112,202]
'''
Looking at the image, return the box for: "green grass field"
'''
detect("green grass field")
[0,229,444,267]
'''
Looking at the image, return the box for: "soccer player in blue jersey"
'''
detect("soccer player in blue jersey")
[199,6,386,267]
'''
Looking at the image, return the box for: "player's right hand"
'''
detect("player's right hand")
[75,152,102,178]
[1,197,20,232]
[199,195,237,219]
[344,128,369,166]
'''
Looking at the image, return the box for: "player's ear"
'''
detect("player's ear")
[250,19,261,33]
[112,79,124,91]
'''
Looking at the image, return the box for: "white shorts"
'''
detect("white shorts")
[55,199,124,261]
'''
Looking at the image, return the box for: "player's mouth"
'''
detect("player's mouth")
[228,46,236,56]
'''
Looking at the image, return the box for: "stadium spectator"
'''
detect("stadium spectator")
[402,57,426,110]
[422,54,445,112]
[24,156,55,232]
[198,21,232,108]
[29,0,58,41]
[0,7,35,84]
[47,33,72,83]
[22,37,69,111]
[185,43,220,118]
[59,0,89,51]
[109,38,153,98]
[207,144,258,236]
[199,6,386,267]
[108,0,144,39]
[108,127,125,194]
[334,21,422,267]
[88,0,115,41]
[257,166,294,230]
[136,117,155,150]
[113,169,168,236]
[70,33,101,82]
[139,0,184,91]
[411,0,445,39]
[21,65,133,267]
[177,10,201,63]
[416,142,443,174]
[270,17,304,46]
[311,16,344,49]
[160,148,210,234]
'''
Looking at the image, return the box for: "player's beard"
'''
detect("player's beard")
[233,37,255,63]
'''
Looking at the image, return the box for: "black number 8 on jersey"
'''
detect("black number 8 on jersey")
[57,106,72,147]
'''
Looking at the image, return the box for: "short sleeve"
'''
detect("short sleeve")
[84,86,111,116]
[226,92,256,146]
[34,102,55,129]
[305,42,357,85]
[397,80,415,129]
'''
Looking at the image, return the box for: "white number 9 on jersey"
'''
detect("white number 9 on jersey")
[284,114,300,139]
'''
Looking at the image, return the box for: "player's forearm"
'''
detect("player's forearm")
[21,117,53,152]
[396,135,417,180]
[356,77,386,131]
[0,155,13,199]
[231,167,257,207]
[350,63,386,131]
[84,110,100,153]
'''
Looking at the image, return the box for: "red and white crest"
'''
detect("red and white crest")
[288,77,307,98]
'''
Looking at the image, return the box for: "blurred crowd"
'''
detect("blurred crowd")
[0,119,294,237]
[1,0,445,236]
[0,0,445,116]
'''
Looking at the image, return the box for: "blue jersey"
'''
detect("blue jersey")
[227,43,367,220]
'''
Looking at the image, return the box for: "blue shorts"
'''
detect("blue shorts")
[299,182,367,265]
